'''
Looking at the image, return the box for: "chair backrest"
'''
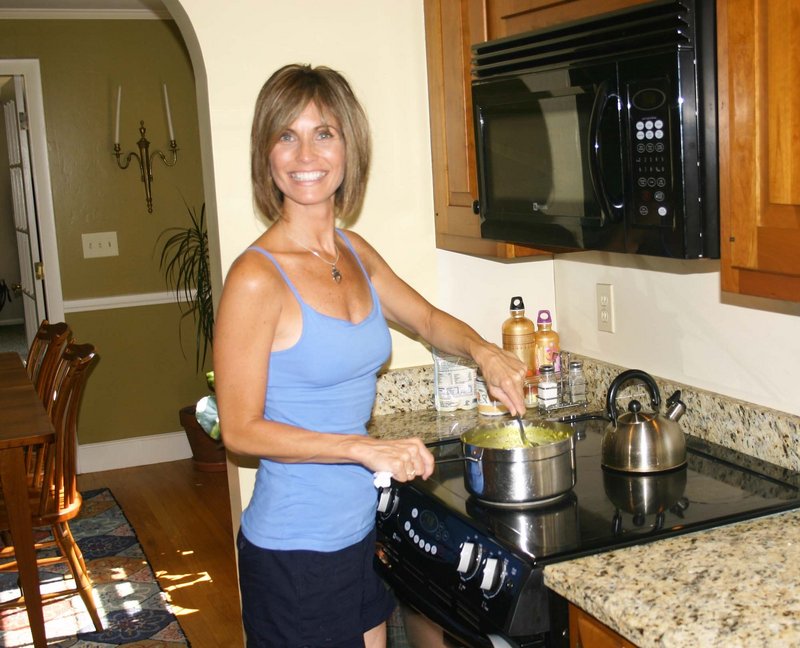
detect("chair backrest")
[38,342,97,518]
[25,320,72,404]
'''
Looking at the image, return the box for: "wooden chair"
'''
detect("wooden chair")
[0,341,103,632]
[25,320,72,405]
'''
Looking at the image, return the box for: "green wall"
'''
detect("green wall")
[0,19,208,445]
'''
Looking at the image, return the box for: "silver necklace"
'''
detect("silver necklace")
[285,231,342,283]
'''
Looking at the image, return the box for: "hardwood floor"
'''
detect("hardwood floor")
[77,459,244,647]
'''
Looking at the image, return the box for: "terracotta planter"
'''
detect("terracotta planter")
[179,405,226,472]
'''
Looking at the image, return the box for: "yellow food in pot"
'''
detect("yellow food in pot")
[465,425,571,449]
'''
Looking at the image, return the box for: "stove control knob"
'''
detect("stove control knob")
[376,488,396,516]
[456,542,479,576]
[480,557,502,593]
[479,557,499,590]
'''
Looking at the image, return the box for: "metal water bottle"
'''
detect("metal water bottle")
[534,309,561,373]
[502,296,535,373]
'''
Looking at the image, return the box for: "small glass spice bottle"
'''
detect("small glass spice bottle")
[567,360,587,405]
[537,364,558,411]
[524,375,538,407]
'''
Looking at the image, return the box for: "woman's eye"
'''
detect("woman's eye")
[317,129,334,140]
[278,132,294,142]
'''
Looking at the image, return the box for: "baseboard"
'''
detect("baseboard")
[78,431,192,474]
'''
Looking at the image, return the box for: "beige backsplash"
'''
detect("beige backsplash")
[374,354,800,472]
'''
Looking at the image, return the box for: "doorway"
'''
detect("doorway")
[0,60,63,355]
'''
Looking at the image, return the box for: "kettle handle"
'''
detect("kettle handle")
[606,369,661,425]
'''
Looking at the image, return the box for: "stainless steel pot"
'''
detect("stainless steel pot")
[601,369,687,473]
[459,419,576,506]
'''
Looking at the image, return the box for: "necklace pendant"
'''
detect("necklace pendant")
[331,266,342,283]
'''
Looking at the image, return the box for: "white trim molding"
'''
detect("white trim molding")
[63,290,191,313]
[77,430,191,474]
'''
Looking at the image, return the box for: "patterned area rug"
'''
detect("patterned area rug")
[0,488,190,647]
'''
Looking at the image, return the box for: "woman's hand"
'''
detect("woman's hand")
[351,437,435,483]
[471,342,528,416]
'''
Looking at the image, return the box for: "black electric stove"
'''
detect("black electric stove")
[375,420,800,648]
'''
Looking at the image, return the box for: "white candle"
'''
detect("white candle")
[114,85,121,145]
[163,83,175,141]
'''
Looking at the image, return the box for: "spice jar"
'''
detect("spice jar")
[567,360,587,405]
[537,364,558,411]
[524,376,538,407]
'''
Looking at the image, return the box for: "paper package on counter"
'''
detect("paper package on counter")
[432,349,477,412]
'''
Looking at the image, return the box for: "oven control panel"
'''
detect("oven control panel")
[375,484,552,638]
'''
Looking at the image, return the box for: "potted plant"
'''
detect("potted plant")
[159,203,225,471]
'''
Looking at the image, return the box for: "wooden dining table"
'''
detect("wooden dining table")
[0,351,55,648]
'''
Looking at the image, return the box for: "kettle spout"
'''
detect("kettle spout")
[665,390,686,421]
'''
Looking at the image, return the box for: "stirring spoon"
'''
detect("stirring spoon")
[514,414,530,447]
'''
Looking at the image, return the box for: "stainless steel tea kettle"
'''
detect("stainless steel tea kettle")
[601,369,687,473]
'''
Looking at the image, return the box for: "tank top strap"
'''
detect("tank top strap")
[245,246,305,305]
[336,229,371,285]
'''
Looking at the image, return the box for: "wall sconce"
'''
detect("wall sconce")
[113,84,179,213]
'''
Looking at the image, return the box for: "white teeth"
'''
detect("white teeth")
[290,171,325,181]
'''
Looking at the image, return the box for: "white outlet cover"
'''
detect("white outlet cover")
[82,231,119,258]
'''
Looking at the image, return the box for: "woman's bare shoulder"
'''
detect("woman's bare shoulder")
[223,245,285,297]
[339,229,385,265]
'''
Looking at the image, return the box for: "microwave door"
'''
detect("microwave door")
[474,64,625,252]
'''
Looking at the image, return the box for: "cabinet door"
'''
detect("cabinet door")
[423,0,547,258]
[718,0,800,301]
[569,603,638,648]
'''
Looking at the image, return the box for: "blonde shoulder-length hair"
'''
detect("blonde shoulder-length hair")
[250,63,371,223]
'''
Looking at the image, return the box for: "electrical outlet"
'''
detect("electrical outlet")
[596,283,615,333]
[82,231,119,258]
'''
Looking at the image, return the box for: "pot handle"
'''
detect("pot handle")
[435,455,479,465]
[606,369,661,426]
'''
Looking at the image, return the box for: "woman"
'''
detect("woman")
[214,64,527,648]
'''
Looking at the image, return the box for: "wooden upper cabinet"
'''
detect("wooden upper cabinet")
[423,0,546,259]
[718,0,800,301]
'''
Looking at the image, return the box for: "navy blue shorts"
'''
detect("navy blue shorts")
[237,528,396,648]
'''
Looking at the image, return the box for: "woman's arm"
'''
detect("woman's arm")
[213,251,433,480]
[346,232,528,415]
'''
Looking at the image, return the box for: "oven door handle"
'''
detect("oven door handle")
[588,80,624,224]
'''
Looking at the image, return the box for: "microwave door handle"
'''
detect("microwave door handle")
[588,81,624,224]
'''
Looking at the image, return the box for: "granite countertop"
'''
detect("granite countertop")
[368,406,800,648]
[367,407,480,444]
[544,510,800,647]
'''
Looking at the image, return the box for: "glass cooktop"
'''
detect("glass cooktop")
[419,420,800,565]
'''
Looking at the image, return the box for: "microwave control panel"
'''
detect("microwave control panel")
[626,79,674,228]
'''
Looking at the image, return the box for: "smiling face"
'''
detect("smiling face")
[268,101,346,215]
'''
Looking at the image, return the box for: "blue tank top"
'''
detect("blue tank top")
[239,230,392,552]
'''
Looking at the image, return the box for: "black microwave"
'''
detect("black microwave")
[471,0,719,259]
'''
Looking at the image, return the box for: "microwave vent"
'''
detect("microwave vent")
[472,1,694,79]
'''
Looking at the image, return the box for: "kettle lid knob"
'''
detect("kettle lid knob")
[628,399,642,415]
